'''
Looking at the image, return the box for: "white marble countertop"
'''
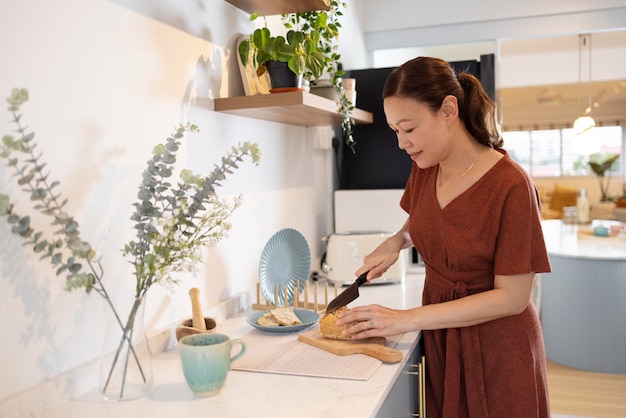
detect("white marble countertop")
[541,219,626,260]
[40,271,425,418]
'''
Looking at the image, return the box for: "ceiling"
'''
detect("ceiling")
[499,79,626,131]
[369,29,626,132]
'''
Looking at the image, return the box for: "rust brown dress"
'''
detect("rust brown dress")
[400,150,552,418]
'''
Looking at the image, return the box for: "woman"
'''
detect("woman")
[336,57,552,417]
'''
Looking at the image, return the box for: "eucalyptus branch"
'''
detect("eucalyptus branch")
[123,125,260,297]
[1,88,100,293]
[2,87,261,400]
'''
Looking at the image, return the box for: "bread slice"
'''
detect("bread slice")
[320,306,359,340]
[257,312,281,326]
[270,307,302,326]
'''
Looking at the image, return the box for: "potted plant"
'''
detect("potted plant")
[588,153,619,202]
[239,3,358,152]
[282,1,357,152]
[238,15,325,89]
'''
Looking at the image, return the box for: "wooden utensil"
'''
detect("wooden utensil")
[175,317,218,342]
[189,287,206,331]
[298,330,403,363]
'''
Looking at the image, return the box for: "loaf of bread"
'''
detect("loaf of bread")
[320,306,359,340]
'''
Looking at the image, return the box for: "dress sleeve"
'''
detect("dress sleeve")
[493,167,551,276]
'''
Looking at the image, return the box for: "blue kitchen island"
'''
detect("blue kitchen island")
[540,219,626,374]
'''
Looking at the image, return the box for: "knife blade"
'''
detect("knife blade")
[325,271,369,314]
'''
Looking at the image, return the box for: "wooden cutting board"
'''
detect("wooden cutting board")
[298,330,403,363]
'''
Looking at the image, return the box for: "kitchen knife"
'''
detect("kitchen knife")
[325,271,369,314]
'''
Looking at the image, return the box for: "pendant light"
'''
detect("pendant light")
[573,34,596,135]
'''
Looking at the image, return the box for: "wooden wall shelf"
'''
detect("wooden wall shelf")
[225,0,330,15]
[198,91,373,127]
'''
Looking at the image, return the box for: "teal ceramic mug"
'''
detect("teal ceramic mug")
[179,333,246,397]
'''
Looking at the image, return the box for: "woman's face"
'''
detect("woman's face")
[384,95,453,169]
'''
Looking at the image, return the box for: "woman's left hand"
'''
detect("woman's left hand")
[335,304,414,340]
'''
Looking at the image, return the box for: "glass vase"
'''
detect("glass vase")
[100,294,153,401]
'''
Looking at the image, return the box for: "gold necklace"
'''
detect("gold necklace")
[438,148,486,187]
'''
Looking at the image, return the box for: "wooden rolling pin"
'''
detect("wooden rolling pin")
[189,287,206,331]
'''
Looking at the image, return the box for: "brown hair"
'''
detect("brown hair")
[382,56,503,149]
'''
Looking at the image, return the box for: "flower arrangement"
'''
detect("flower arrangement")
[0,88,261,399]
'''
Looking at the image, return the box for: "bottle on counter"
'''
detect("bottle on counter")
[577,188,591,224]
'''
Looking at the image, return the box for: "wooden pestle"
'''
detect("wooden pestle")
[188,287,207,331]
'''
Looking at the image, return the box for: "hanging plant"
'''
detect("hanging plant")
[282,1,357,152]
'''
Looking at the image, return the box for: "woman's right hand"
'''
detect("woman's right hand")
[355,228,410,282]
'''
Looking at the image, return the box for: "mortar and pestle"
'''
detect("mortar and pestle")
[175,287,218,342]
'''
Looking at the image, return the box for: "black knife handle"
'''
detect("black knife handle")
[356,271,368,286]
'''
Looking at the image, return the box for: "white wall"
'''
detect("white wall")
[0,0,370,405]
[0,0,623,410]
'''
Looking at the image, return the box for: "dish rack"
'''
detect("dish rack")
[253,280,340,313]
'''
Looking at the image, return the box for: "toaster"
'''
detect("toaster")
[322,231,407,285]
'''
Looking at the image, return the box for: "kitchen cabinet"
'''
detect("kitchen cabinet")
[199,92,373,127]
[377,339,426,418]
[225,0,330,15]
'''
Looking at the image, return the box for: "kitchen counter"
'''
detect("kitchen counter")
[39,272,425,418]
[540,220,626,373]
[541,218,626,259]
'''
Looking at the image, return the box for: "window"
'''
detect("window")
[502,125,623,177]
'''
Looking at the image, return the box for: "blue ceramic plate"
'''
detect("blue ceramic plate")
[247,309,319,334]
[258,228,311,305]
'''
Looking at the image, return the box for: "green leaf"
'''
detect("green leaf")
[51,253,62,265]
[17,173,34,185]
[238,39,251,66]
[30,188,46,200]
[16,215,30,231]
[143,177,157,188]
[12,220,32,237]
[0,194,10,215]
[158,167,173,177]
[33,240,47,252]
[7,88,29,109]
[138,189,153,200]
[69,263,82,274]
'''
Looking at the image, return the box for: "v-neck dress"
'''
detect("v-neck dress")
[400,150,552,418]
